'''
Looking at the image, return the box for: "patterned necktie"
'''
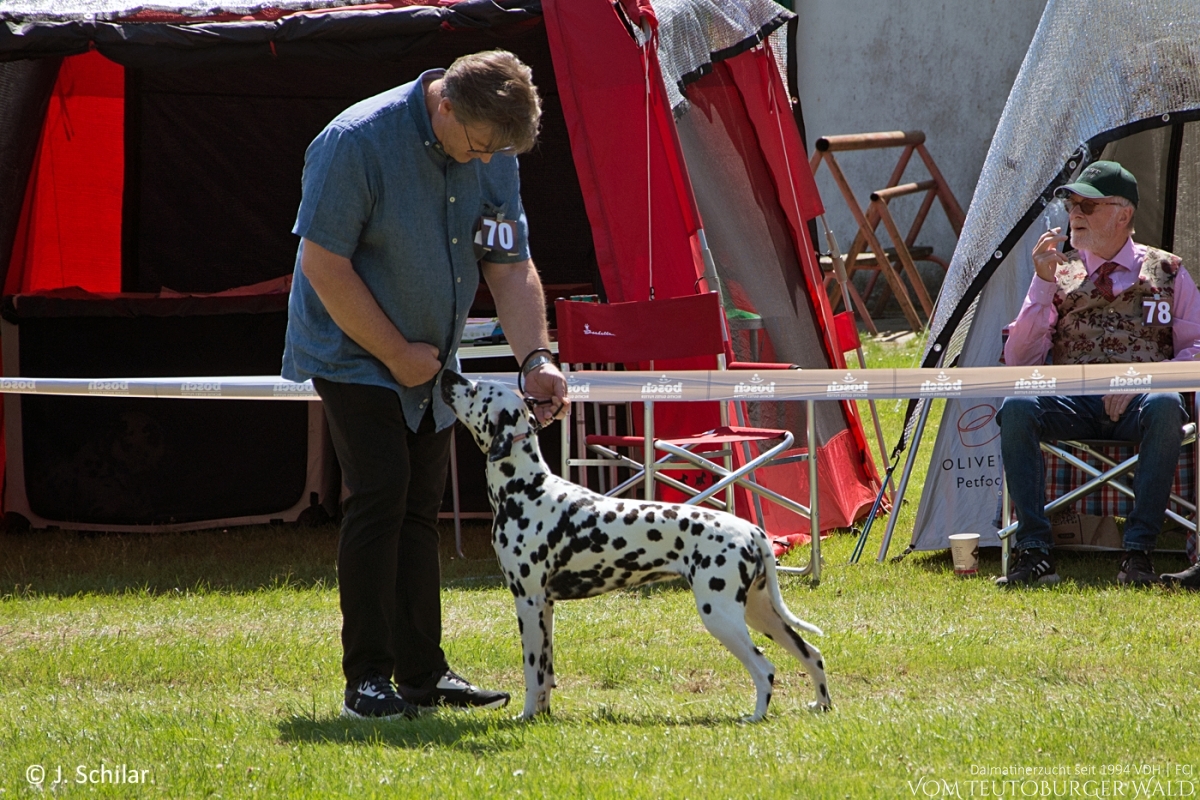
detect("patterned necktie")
[1093,261,1120,302]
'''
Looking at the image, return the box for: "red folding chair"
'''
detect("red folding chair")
[555,293,820,577]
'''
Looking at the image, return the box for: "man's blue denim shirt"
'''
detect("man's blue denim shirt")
[282,70,530,432]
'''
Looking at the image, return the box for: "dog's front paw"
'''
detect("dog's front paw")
[807,700,832,713]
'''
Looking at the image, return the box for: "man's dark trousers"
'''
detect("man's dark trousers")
[997,392,1185,554]
[314,378,453,688]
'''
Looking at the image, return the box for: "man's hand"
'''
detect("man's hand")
[1032,227,1069,282]
[388,341,442,387]
[1102,393,1134,422]
[522,363,569,427]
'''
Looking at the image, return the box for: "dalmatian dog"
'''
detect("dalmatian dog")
[440,370,831,722]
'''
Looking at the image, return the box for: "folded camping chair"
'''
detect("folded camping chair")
[998,399,1200,573]
[555,293,820,575]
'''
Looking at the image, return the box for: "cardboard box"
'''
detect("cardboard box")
[1050,512,1122,550]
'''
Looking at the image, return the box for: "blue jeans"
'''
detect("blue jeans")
[997,393,1185,553]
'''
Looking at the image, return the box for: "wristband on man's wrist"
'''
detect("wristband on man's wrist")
[518,348,555,393]
[520,348,555,375]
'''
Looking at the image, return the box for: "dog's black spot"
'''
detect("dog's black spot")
[702,603,712,614]
[645,511,655,523]
[612,537,626,550]
[768,672,775,685]
[709,577,725,591]
[735,586,747,604]
[498,532,509,548]
[623,510,639,525]
[715,554,726,566]
[674,537,684,550]
[663,508,678,520]
[692,522,705,536]
[520,563,530,578]
[499,462,516,477]
[665,551,677,560]
[603,511,617,523]
[680,520,690,532]
[647,529,662,541]
[820,684,828,698]
[817,660,824,670]
[518,618,524,634]
[517,517,531,530]
[785,626,811,658]
[529,653,536,666]
[690,512,700,519]
[700,555,711,570]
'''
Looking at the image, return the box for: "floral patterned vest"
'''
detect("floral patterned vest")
[1049,246,1180,365]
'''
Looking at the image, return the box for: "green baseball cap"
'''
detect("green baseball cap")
[1054,160,1138,206]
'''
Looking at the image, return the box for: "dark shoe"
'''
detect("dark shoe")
[399,668,510,710]
[1117,550,1162,586]
[995,549,1060,588]
[342,673,420,720]
[1160,560,1200,589]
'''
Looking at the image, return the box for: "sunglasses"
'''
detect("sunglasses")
[462,123,515,157]
[1064,197,1123,215]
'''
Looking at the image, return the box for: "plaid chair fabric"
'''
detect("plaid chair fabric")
[1043,442,1195,517]
[1043,441,1197,562]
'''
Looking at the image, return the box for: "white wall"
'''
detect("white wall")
[793,0,1046,317]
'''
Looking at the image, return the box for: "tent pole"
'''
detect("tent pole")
[820,216,894,506]
[876,395,933,562]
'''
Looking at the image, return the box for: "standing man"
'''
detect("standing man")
[283,51,569,718]
[997,161,1200,588]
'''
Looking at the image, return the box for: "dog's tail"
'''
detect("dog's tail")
[756,530,824,637]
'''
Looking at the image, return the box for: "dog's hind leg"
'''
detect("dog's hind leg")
[515,594,554,719]
[694,595,777,722]
[744,581,830,712]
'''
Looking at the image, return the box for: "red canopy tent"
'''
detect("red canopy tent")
[0,0,879,535]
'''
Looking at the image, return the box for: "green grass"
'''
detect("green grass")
[3,331,1200,798]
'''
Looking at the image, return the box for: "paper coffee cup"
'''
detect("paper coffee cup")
[948,533,981,576]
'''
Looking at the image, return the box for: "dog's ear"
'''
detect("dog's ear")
[487,406,524,462]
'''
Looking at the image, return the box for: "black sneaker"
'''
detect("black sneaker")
[399,668,510,710]
[342,673,420,720]
[1161,560,1200,589]
[1117,550,1162,586]
[995,549,1060,588]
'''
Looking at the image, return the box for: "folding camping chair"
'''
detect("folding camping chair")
[554,292,822,579]
[998,400,1200,573]
[810,130,965,332]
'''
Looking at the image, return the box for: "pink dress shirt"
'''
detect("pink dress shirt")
[1004,237,1200,367]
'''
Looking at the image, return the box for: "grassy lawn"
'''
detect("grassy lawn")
[3,331,1200,798]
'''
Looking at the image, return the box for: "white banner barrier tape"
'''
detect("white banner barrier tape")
[0,363,1198,401]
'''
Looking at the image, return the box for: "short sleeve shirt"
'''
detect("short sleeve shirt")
[281,70,530,432]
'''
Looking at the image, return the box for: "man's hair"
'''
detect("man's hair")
[1114,196,1136,235]
[442,50,541,155]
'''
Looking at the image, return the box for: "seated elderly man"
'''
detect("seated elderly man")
[997,160,1200,588]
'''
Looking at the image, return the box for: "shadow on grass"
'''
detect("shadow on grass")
[0,519,504,598]
[902,542,1195,589]
[277,704,750,748]
[277,712,527,752]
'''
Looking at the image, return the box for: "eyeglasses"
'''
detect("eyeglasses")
[1064,197,1123,215]
[462,123,515,157]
